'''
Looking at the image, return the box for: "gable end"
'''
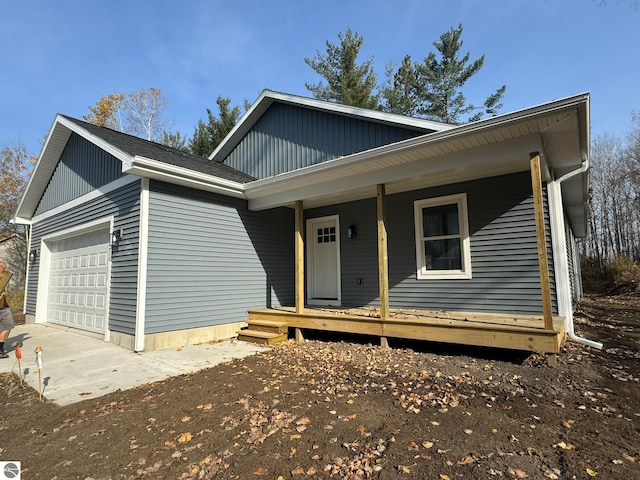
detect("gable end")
[223,102,429,179]
[34,133,124,216]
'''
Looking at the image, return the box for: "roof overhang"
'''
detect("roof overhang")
[15,93,590,238]
[126,156,245,199]
[244,93,590,236]
[14,116,247,224]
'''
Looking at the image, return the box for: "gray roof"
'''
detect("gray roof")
[61,116,255,184]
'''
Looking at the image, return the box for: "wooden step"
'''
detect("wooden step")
[237,329,288,345]
[246,319,288,334]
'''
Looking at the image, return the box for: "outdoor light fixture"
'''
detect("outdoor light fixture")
[111,229,123,245]
[29,249,37,262]
[347,224,357,239]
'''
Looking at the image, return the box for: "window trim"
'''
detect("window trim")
[414,193,472,280]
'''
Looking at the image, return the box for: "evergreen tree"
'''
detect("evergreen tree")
[304,29,379,109]
[380,55,421,116]
[414,24,506,123]
[189,96,242,157]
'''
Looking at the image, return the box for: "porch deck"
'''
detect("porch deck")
[247,306,566,354]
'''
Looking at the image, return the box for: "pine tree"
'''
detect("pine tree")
[414,24,506,123]
[304,29,379,109]
[189,97,242,157]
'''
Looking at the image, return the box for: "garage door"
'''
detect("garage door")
[47,229,110,334]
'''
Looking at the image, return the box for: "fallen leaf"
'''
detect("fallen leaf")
[586,468,598,476]
[253,467,266,476]
[457,456,476,465]
[464,429,473,435]
[178,432,193,443]
[181,416,191,423]
[422,441,434,449]
[398,465,411,473]
[291,466,305,475]
[508,467,528,478]
[296,417,310,425]
[290,447,297,456]
[622,453,635,462]
[440,475,451,480]
[290,434,301,440]
[553,441,574,450]
[164,440,176,448]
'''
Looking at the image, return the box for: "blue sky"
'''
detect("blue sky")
[1,0,638,156]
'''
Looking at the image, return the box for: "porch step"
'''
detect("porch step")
[246,319,289,334]
[237,329,288,345]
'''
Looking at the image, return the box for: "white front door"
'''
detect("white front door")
[307,215,341,306]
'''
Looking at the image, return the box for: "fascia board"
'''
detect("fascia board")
[127,156,246,198]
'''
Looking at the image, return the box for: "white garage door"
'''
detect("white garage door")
[47,229,110,334]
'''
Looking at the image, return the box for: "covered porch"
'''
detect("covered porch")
[239,97,591,363]
[239,152,567,364]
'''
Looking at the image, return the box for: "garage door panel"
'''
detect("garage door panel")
[48,231,110,334]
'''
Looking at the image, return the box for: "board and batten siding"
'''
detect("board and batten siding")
[34,133,124,216]
[305,171,557,315]
[223,102,428,179]
[26,180,141,334]
[144,180,294,334]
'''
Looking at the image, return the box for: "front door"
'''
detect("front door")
[307,215,341,306]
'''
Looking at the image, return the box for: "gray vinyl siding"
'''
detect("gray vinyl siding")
[26,180,141,334]
[223,102,428,179]
[35,133,124,215]
[305,172,557,315]
[145,180,294,334]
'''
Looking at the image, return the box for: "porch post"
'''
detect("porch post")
[377,184,390,320]
[294,200,305,315]
[529,152,554,331]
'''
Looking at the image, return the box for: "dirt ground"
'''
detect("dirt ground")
[1,295,638,480]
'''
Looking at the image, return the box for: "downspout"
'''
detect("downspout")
[555,157,603,349]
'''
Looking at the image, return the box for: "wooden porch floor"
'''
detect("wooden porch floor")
[247,306,566,354]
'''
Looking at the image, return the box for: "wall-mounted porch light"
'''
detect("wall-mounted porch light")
[347,224,357,239]
[111,228,123,245]
[29,249,38,262]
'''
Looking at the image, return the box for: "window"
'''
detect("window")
[414,193,471,279]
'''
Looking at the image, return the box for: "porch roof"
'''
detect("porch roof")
[244,93,590,237]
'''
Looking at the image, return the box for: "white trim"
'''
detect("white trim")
[134,177,150,352]
[30,175,140,224]
[35,217,114,338]
[548,180,572,323]
[414,193,472,280]
[306,215,341,306]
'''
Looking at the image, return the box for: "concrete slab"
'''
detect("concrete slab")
[0,323,266,406]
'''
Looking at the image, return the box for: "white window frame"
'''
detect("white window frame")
[414,193,472,280]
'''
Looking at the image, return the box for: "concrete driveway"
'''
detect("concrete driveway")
[0,323,265,406]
